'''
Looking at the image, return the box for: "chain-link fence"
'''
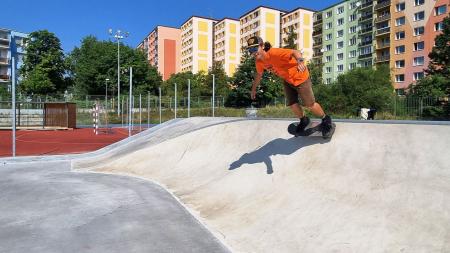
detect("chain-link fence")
[0,94,447,129]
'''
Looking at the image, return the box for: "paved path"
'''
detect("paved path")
[0,161,230,253]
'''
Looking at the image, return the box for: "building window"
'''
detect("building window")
[413,72,424,80]
[325,78,332,84]
[435,5,447,16]
[325,67,332,73]
[325,22,333,29]
[414,41,424,51]
[349,37,356,46]
[337,30,344,38]
[395,74,405,82]
[414,27,425,36]
[337,18,344,26]
[395,45,406,54]
[396,17,405,26]
[326,33,332,41]
[326,11,333,18]
[337,6,344,14]
[349,50,357,58]
[349,26,357,33]
[395,60,405,68]
[337,65,344,72]
[435,22,444,31]
[349,62,357,70]
[414,0,424,6]
[350,2,358,9]
[413,56,425,66]
[395,31,405,40]
[337,41,344,49]
[414,11,425,21]
[396,2,405,12]
[349,14,357,22]
[326,44,332,51]
[337,53,344,60]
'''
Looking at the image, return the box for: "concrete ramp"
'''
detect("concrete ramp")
[73,118,450,252]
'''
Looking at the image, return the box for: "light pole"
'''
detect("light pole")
[105,78,109,130]
[108,29,129,116]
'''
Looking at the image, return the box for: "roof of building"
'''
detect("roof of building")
[239,5,288,19]
[215,17,240,24]
[281,7,317,17]
[180,15,219,27]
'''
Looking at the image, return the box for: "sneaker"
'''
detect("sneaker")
[296,116,310,134]
[321,115,333,138]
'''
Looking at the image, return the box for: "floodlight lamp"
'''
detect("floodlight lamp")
[108,28,113,35]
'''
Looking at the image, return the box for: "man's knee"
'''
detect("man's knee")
[304,102,316,109]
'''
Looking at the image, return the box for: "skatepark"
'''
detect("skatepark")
[1,117,450,252]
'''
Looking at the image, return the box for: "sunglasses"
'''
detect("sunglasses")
[247,46,258,54]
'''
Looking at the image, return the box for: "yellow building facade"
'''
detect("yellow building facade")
[240,6,285,54]
[281,8,315,61]
[214,18,240,77]
[180,16,216,73]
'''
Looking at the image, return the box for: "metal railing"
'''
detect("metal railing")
[375,14,391,23]
[375,0,391,10]
[358,27,373,35]
[376,27,390,36]
[375,55,390,62]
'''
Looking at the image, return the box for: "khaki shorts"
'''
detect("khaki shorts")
[283,78,316,107]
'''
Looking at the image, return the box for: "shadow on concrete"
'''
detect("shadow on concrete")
[229,137,329,174]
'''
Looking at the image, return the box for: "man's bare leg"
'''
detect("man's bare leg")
[289,103,305,118]
[291,102,326,119]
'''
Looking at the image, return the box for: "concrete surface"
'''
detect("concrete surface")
[0,161,230,253]
[72,118,450,253]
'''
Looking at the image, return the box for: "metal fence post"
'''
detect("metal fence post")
[188,79,191,118]
[11,57,16,157]
[174,83,177,119]
[128,67,132,137]
[159,87,162,124]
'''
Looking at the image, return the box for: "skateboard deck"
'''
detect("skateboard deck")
[288,121,336,139]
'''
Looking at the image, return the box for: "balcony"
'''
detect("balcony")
[313,52,323,58]
[359,14,373,22]
[358,27,373,35]
[0,57,9,65]
[312,30,322,37]
[313,20,323,27]
[0,40,10,48]
[359,40,373,47]
[358,53,373,59]
[375,14,391,23]
[375,27,390,36]
[375,0,391,10]
[313,43,323,48]
[360,1,373,10]
[375,55,390,63]
[376,42,390,49]
[0,74,9,81]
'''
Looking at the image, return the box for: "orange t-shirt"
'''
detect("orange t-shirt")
[256,48,309,86]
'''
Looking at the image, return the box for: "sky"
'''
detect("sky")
[3,0,341,53]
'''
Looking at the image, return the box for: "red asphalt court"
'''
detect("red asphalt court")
[0,128,140,157]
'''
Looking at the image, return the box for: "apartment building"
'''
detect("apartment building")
[240,6,285,55]
[180,16,216,74]
[0,28,28,86]
[388,0,449,90]
[138,26,181,80]
[214,18,240,77]
[321,0,361,84]
[312,13,324,65]
[281,7,315,61]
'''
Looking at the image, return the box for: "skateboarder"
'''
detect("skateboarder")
[247,36,333,138]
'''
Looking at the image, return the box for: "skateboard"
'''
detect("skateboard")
[288,121,336,139]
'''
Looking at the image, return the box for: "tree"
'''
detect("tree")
[207,62,231,98]
[284,29,297,50]
[226,52,284,107]
[314,65,394,114]
[67,36,162,97]
[410,15,450,119]
[307,61,323,86]
[426,15,450,79]
[20,30,66,95]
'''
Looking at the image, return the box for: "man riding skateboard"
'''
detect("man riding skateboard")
[247,36,334,138]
